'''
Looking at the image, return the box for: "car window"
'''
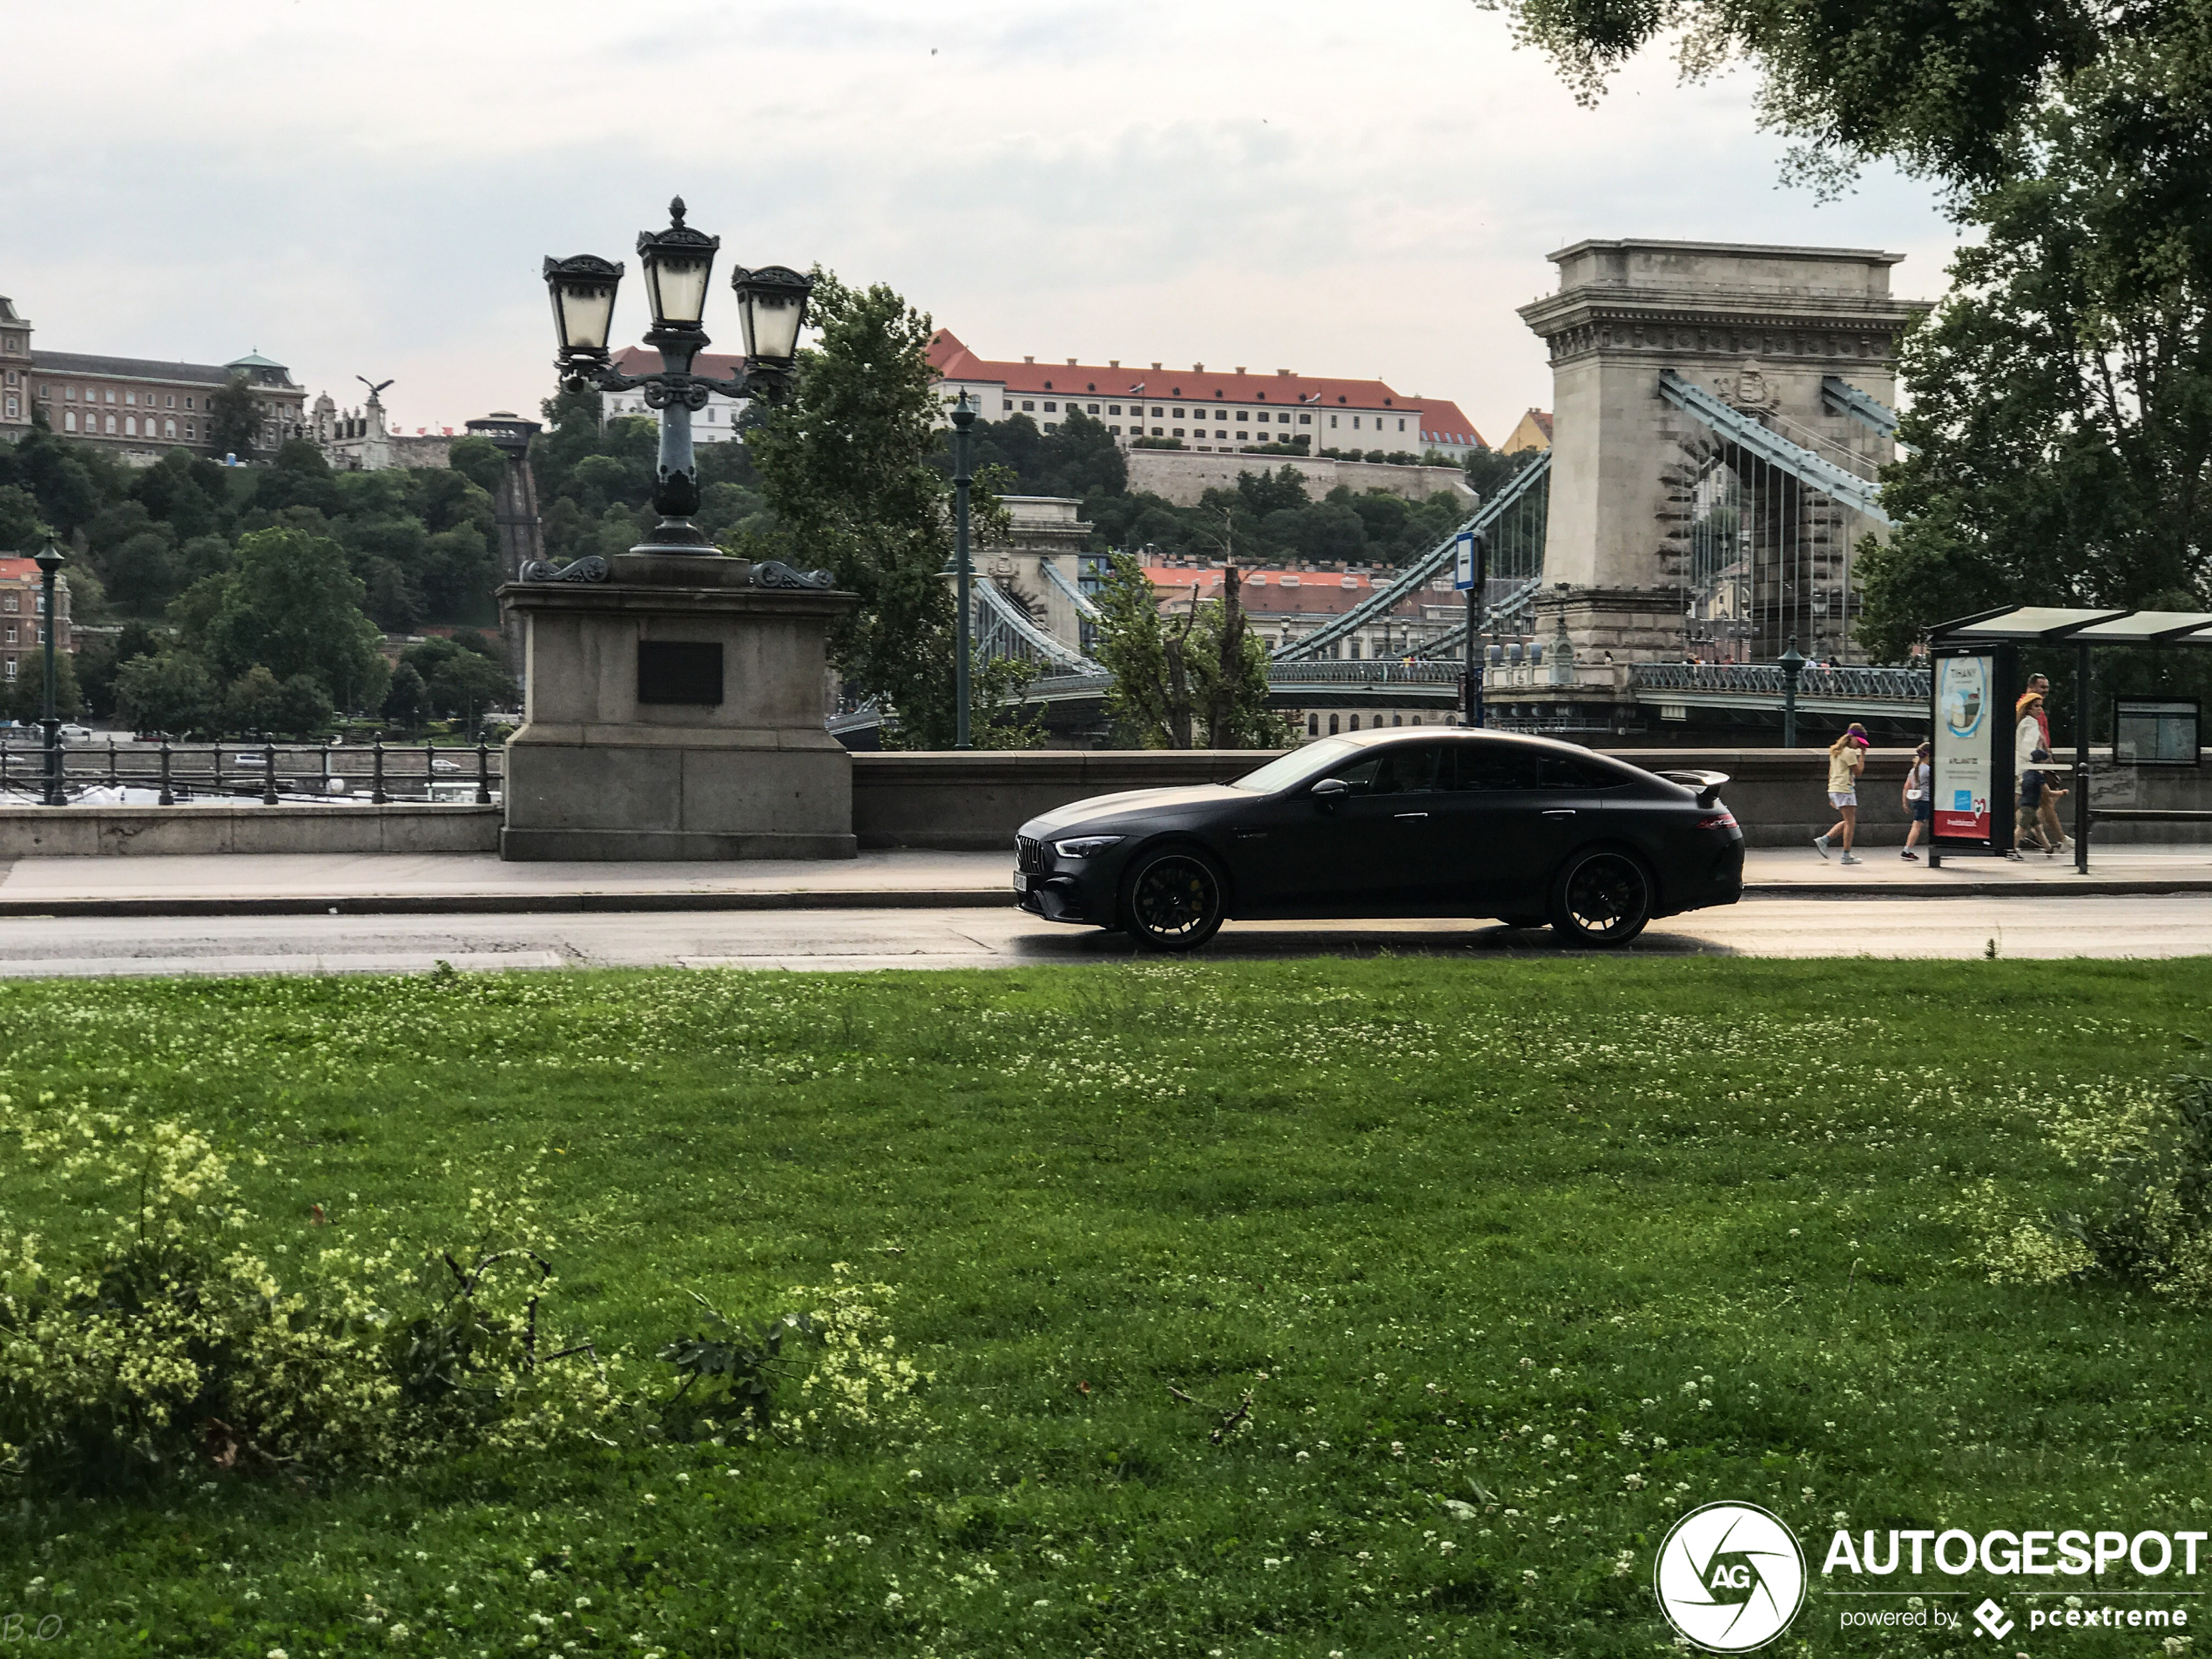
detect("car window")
[1230,738,1357,792]
[1449,743,1545,791]
[1451,743,1622,791]
[1331,743,1447,796]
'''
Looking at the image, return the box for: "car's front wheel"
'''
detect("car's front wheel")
[1548,848,1653,947]
[1119,846,1227,952]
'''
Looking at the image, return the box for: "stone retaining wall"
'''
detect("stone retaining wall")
[4,749,2202,856]
[0,805,502,858]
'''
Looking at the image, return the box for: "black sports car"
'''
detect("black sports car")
[1012,728,1742,949]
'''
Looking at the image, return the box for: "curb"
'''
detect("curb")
[5,879,2212,919]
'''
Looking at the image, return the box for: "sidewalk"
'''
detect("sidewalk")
[2,844,2209,918]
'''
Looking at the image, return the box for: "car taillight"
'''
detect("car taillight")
[1696,811,1737,830]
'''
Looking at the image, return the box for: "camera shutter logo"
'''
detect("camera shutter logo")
[1654,1501,1807,1652]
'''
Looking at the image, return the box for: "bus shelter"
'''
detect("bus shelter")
[1925,606,2212,874]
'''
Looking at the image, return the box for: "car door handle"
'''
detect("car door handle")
[1232,829,1267,840]
[1541,808,1576,818]
[1393,811,1430,820]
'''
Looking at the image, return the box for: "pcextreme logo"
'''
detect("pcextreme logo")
[1654,1502,1809,1652]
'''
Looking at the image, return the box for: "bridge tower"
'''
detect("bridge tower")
[1519,240,1928,666]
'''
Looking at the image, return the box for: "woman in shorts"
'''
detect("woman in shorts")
[1900,739,1932,861]
[1814,722,1871,865]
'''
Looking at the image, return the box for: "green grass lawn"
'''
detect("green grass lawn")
[3,958,2210,1658]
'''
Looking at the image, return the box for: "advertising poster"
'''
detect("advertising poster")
[1933,652,1994,840]
[1453,529,1476,590]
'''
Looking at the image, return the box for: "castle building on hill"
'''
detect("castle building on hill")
[925,329,1485,462]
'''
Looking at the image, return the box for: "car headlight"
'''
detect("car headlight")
[1052,834,1125,859]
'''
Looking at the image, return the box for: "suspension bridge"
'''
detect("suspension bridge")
[835,239,1934,745]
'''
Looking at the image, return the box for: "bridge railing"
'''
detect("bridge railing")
[0,737,503,805]
[1630,662,1930,701]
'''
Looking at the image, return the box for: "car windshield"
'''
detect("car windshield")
[1228,738,1359,793]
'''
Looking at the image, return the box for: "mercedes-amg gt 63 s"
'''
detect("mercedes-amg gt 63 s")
[1012,728,1742,950]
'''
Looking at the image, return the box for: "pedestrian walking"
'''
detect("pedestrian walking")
[1900,739,1932,860]
[2013,691,2049,857]
[1814,721,1871,865]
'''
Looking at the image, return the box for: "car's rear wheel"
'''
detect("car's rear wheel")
[1120,846,1227,952]
[1548,849,1653,947]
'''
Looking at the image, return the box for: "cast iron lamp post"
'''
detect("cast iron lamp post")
[35,543,64,806]
[948,393,977,749]
[543,199,813,556]
[1777,636,1807,749]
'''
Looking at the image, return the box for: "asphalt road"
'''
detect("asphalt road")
[2,894,2210,977]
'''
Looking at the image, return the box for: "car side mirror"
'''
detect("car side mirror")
[1310,777,1349,807]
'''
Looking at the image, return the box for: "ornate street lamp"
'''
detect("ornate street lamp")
[544,198,813,556]
[1777,636,1807,749]
[34,543,64,806]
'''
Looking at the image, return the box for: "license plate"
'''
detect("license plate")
[1012,873,1031,894]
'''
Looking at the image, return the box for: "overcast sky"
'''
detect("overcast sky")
[7,0,1959,443]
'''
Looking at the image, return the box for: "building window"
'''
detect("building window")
[1043,422,1056,432]
[1171,407,1184,418]
[165,418,177,438]
[1412,715,1422,725]
[105,389,115,403]
[3,624,12,644]
[185,396,195,410]
[3,660,14,682]
[185,423,195,440]
[1236,410,1248,422]
[3,595,15,611]
[1151,427,1163,436]
[105,415,117,434]
[1108,426,1121,435]
[1171,428,1184,437]
[1300,413,1312,425]
[1150,406,1163,416]
[63,411,77,433]
[1086,403,1098,414]
[1328,714,1339,734]
[124,416,137,436]
[64,387,75,401]
[166,395,176,408]
[1349,639,1361,660]
[1307,713,1318,736]
[1042,401,1055,412]
[3,397,13,420]
[1108,404,1121,415]
[1352,416,1361,429]
[125,391,137,406]
[1398,419,1406,431]
[1022,401,1034,411]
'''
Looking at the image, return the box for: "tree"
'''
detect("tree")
[0,483,50,551]
[1857,64,2212,659]
[206,374,262,462]
[1,647,82,726]
[222,664,287,736]
[402,632,515,725]
[1479,0,2189,192]
[273,673,335,738]
[193,527,391,712]
[381,662,431,730]
[742,270,985,748]
[446,435,509,497]
[114,651,215,736]
[1462,443,1541,502]
[1092,550,1191,747]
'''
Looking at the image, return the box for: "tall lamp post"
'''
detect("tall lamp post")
[1777,636,1807,749]
[543,199,813,556]
[949,394,977,750]
[35,543,64,806]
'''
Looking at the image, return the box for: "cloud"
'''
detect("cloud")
[2,0,1958,442]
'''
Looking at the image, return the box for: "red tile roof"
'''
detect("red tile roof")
[931,329,1426,415]
[1144,565,1445,619]
[0,558,46,579]
[610,346,748,381]
[1413,398,1484,448]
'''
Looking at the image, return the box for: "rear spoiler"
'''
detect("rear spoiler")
[1653,769,1730,809]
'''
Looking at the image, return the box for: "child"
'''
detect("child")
[2034,773,2072,856]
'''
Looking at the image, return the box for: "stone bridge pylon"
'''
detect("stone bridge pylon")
[1517,239,1931,666]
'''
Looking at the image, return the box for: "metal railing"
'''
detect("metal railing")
[1629,662,1931,700]
[0,736,505,806]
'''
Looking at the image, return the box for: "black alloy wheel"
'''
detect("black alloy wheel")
[1548,848,1654,947]
[1120,847,1227,952]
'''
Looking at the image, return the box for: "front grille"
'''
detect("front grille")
[1016,834,1045,872]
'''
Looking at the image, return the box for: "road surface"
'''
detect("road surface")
[1,894,2209,977]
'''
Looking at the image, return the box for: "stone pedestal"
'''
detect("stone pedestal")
[498,556,859,860]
